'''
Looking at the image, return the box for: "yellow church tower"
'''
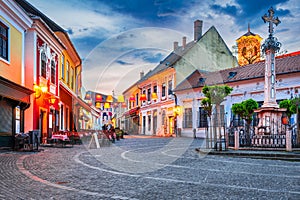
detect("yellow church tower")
[236,24,263,66]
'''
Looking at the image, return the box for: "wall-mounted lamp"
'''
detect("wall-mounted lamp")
[34,84,47,99]
[173,105,182,116]
[47,97,56,105]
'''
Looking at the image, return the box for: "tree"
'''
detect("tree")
[232,99,258,145]
[202,85,233,150]
[279,99,297,119]
[291,97,300,145]
[280,97,300,145]
[232,99,259,125]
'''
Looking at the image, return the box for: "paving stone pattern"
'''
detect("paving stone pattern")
[0,137,299,200]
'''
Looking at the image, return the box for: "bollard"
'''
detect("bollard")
[234,130,239,150]
[286,129,292,152]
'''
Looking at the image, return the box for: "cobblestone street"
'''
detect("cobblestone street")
[0,136,299,200]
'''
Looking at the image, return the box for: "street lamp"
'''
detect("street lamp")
[170,91,179,137]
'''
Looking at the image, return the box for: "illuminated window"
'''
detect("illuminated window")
[41,52,46,78]
[15,106,20,134]
[0,21,8,61]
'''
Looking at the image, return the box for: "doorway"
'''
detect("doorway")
[169,116,174,135]
[39,109,47,143]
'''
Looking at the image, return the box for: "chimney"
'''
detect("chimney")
[140,71,144,79]
[194,20,203,41]
[173,41,178,50]
[182,36,186,49]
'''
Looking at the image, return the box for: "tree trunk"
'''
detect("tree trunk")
[246,122,251,146]
[216,104,222,151]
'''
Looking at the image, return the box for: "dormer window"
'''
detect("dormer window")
[228,72,237,79]
[199,78,206,84]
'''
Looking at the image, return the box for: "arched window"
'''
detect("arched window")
[41,52,46,78]
[242,47,247,56]
[254,46,258,55]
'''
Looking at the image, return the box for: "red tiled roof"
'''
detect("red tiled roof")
[175,52,300,91]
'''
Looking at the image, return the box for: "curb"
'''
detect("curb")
[195,148,300,161]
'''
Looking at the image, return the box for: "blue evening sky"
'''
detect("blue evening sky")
[27,0,300,94]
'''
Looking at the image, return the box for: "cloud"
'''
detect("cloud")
[133,51,165,63]
[81,27,185,94]
[116,60,134,65]
[27,0,300,95]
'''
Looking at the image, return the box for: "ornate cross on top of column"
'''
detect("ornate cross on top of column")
[262,7,281,36]
[261,7,281,108]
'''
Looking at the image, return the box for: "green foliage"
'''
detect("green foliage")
[232,98,258,124]
[202,85,233,105]
[201,97,212,117]
[279,99,297,118]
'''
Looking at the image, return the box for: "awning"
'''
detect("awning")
[123,107,140,117]
[0,76,34,109]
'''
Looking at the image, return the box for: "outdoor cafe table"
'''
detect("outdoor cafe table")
[51,134,71,147]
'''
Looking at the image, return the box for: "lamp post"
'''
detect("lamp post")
[171,92,179,137]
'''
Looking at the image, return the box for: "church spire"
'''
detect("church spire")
[248,23,250,33]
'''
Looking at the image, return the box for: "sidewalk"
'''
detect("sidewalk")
[195,147,300,161]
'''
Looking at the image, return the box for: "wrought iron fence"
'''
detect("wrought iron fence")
[227,119,297,148]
